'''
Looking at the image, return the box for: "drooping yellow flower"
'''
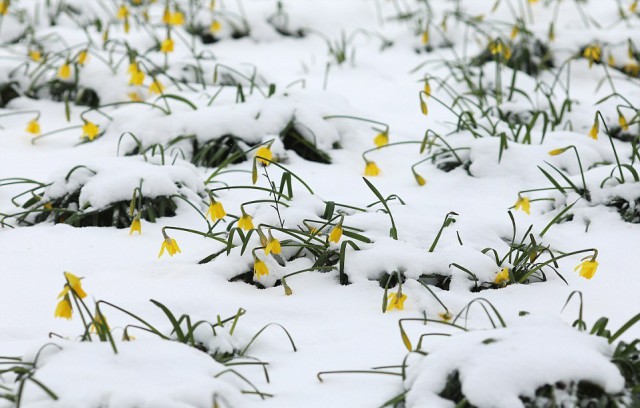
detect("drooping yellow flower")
[254,257,269,278]
[58,63,72,80]
[374,132,388,147]
[54,296,73,320]
[328,224,343,243]
[237,212,254,231]
[514,196,531,215]
[0,0,8,15]
[255,146,273,165]
[158,236,181,258]
[206,200,226,221]
[387,291,407,311]
[423,80,431,97]
[128,92,142,101]
[82,121,100,141]
[421,31,429,45]
[588,118,599,140]
[510,25,519,40]
[160,38,174,53]
[265,233,281,255]
[117,4,129,20]
[169,11,184,25]
[583,45,601,68]
[495,267,510,284]
[129,217,141,235]
[210,20,222,33]
[619,113,629,131]
[77,50,88,66]
[149,79,164,94]
[574,258,598,279]
[29,50,42,62]
[162,7,171,24]
[364,161,380,176]
[414,172,426,186]
[58,271,88,299]
[26,119,41,135]
[129,68,145,86]
[420,99,428,115]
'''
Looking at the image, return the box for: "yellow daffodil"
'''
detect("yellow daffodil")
[58,271,88,299]
[117,5,129,20]
[128,92,142,101]
[589,118,599,140]
[575,258,598,279]
[158,235,181,258]
[619,113,629,131]
[254,256,269,278]
[162,7,171,24]
[207,200,226,221]
[514,196,531,215]
[421,31,429,45]
[583,45,601,68]
[374,131,388,147]
[77,50,88,66]
[129,68,145,86]
[160,38,174,53]
[128,62,139,74]
[265,232,281,255]
[548,147,569,156]
[29,50,41,62]
[58,63,72,80]
[364,161,380,176]
[149,79,164,94]
[420,99,428,115]
[328,224,343,243]
[129,216,141,235]
[495,267,510,284]
[256,145,273,165]
[414,172,426,186]
[489,41,511,59]
[169,11,184,25]
[26,119,41,135]
[423,80,431,97]
[210,20,222,33]
[387,291,407,311]
[237,211,254,231]
[82,121,100,141]
[0,0,8,15]
[510,25,519,40]
[54,296,73,319]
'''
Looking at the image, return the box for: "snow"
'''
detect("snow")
[1,0,640,407]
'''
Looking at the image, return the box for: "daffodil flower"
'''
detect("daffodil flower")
[514,196,531,215]
[619,113,629,131]
[26,119,41,135]
[149,79,164,94]
[364,161,380,176]
[169,11,185,25]
[387,291,407,311]
[206,200,226,221]
[265,232,281,255]
[117,5,129,20]
[58,63,72,80]
[29,50,41,62]
[161,38,174,53]
[575,258,598,279]
[588,118,599,140]
[328,224,343,243]
[373,132,388,147]
[237,210,254,231]
[129,68,145,86]
[255,145,273,165]
[254,256,269,278]
[82,121,100,141]
[210,20,222,33]
[129,217,141,235]
[77,50,88,66]
[58,272,88,299]
[495,267,510,284]
[54,296,73,320]
[414,172,426,186]
[158,234,181,258]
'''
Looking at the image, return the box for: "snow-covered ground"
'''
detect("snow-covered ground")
[1,0,640,407]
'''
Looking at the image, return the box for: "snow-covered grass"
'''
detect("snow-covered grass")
[1,0,640,407]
